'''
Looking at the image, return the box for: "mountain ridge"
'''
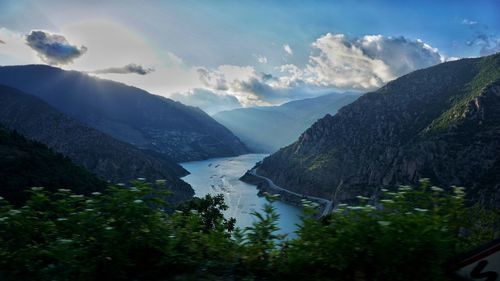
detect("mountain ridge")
[254,53,500,208]
[0,65,248,162]
[213,92,360,152]
[0,84,194,203]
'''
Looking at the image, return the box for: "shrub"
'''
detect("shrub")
[0,179,497,280]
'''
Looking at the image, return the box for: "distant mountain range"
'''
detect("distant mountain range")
[0,126,106,205]
[213,92,361,152]
[0,85,194,203]
[253,53,500,208]
[0,65,248,162]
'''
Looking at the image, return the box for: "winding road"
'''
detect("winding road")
[249,168,334,216]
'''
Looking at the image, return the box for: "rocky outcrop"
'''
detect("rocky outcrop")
[257,53,500,208]
[0,85,194,204]
[0,65,248,162]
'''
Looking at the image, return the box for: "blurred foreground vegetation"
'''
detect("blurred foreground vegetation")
[0,179,498,281]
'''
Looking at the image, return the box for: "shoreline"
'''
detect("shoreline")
[180,154,302,234]
[240,168,333,216]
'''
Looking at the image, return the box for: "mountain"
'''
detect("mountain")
[213,92,360,152]
[0,85,194,203]
[253,53,500,208]
[0,65,248,162]
[0,126,106,205]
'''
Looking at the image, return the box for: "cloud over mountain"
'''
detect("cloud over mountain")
[195,34,445,107]
[93,64,154,75]
[170,88,242,115]
[192,34,446,107]
[303,33,444,90]
[463,19,500,56]
[25,30,87,65]
[197,68,228,91]
[14,27,448,109]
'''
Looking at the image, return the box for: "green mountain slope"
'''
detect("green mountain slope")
[0,126,106,205]
[0,85,194,203]
[255,53,500,208]
[0,65,248,161]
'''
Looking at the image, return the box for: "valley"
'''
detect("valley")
[180,154,302,235]
[257,53,500,208]
[0,2,498,278]
[214,92,361,152]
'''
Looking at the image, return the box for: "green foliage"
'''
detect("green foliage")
[0,182,239,280]
[177,193,235,232]
[427,53,500,132]
[279,180,465,281]
[0,180,497,281]
[235,194,284,279]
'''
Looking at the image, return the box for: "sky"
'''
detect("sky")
[0,0,499,114]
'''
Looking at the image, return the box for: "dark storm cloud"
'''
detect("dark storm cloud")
[25,30,87,65]
[93,64,154,75]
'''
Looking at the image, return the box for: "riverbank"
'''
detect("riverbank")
[180,154,302,234]
[240,168,333,216]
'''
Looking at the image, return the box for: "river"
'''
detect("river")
[180,154,302,237]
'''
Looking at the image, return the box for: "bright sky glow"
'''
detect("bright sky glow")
[0,0,498,113]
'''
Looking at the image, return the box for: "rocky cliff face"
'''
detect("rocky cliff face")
[0,85,194,204]
[257,53,500,208]
[0,65,248,162]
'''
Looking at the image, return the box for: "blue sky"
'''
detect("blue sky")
[0,0,499,113]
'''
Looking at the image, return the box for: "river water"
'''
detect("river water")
[180,154,302,236]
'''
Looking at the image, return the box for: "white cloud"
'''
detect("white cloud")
[283,44,293,56]
[195,64,260,104]
[255,54,268,64]
[194,65,269,106]
[274,64,305,88]
[462,19,478,25]
[359,35,444,77]
[228,77,316,106]
[197,67,228,90]
[463,20,500,56]
[218,65,256,82]
[185,33,446,107]
[196,65,321,107]
[0,24,451,110]
[302,33,444,90]
[446,56,461,61]
[169,88,242,115]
